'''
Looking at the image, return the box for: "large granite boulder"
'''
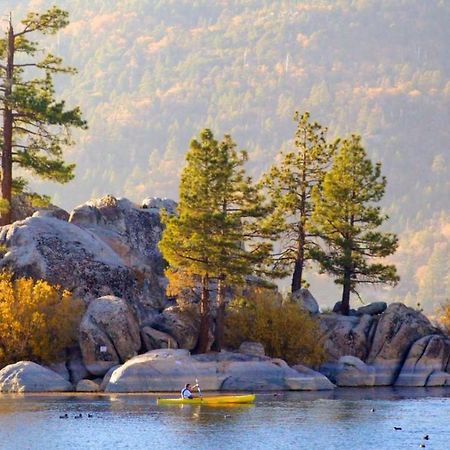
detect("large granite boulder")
[367,303,439,385]
[104,349,334,392]
[80,296,141,376]
[105,349,223,392]
[427,371,450,387]
[356,302,387,316]
[150,306,206,351]
[0,194,172,324]
[395,335,450,387]
[320,356,376,387]
[0,361,73,392]
[141,326,178,351]
[291,289,319,314]
[0,216,135,302]
[69,195,170,313]
[319,313,377,362]
[10,194,67,222]
[291,365,336,390]
[76,379,100,392]
[32,206,70,221]
[142,197,176,214]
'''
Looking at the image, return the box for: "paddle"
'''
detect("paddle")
[195,378,203,400]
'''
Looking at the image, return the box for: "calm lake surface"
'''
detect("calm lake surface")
[1,388,449,450]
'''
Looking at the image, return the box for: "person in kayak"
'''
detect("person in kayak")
[181,383,199,399]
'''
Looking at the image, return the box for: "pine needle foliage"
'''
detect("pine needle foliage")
[259,111,337,292]
[0,7,87,224]
[310,135,399,314]
[159,129,269,352]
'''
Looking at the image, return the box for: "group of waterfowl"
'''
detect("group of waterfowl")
[59,413,93,419]
[391,422,430,447]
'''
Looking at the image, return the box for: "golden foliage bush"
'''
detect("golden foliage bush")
[437,301,450,335]
[0,271,85,368]
[225,288,325,367]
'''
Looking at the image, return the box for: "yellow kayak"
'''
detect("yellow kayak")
[157,394,255,405]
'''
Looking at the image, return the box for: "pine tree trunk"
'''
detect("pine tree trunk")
[212,277,225,352]
[341,268,352,315]
[0,20,14,226]
[291,253,303,293]
[195,273,210,353]
[291,230,305,293]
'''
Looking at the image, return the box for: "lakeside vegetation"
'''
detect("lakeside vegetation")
[1,0,447,311]
[0,272,84,367]
[0,3,447,366]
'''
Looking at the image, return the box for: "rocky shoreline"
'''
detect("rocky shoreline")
[0,195,449,394]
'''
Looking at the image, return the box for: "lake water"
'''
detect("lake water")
[1,388,449,450]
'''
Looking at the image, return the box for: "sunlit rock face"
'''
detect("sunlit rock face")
[319,303,448,386]
[0,195,172,323]
[79,295,141,376]
[0,361,73,393]
[104,349,336,393]
[69,195,172,314]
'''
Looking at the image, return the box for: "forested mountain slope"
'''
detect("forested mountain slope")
[4,0,450,310]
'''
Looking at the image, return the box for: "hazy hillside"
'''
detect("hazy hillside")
[4,0,450,310]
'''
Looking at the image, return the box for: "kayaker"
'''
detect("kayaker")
[180,383,199,399]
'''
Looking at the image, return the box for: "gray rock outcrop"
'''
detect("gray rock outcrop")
[291,364,336,390]
[69,195,169,313]
[141,326,178,351]
[367,303,439,385]
[141,197,176,214]
[76,379,100,392]
[0,195,170,324]
[0,216,135,302]
[0,361,73,392]
[150,306,206,351]
[239,341,265,357]
[79,296,141,376]
[32,206,70,221]
[395,335,450,387]
[320,313,377,362]
[104,349,334,392]
[356,302,387,316]
[292,289,319,314]
[320,356,376,387]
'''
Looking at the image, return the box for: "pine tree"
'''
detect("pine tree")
[259,112,337,292]
[311,135,399,315]
[0,7,87,225]
[159,129,268,353]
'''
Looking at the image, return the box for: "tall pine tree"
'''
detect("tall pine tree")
[260,112,337,292]
[311,135,399,315]
[0,7,86,225]
[159,129,269,353]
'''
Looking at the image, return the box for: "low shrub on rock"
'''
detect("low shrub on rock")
[438,301,450,335]
[225,288,325,366]
[0,271,84,368]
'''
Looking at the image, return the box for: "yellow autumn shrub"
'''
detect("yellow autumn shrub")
[438,301,450,335]
[225,288,325,367]
[0,271,85,368]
